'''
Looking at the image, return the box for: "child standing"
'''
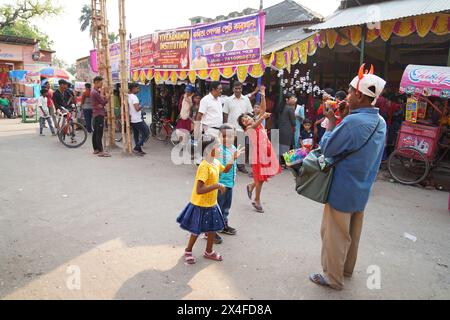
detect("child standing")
[238,86,281,213]
[253,103,266,128]
[300,119,314,152]
[177,138,243,264]
[217,124,240,242]
[38,89,56,137]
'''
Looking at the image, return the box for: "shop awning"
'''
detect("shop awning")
[311,0,450,30]
[400,64,450,98]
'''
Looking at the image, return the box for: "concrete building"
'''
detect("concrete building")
[0,35,54,95]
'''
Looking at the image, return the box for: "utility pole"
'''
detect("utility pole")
[259,0,263,10]
[118,0,132,153]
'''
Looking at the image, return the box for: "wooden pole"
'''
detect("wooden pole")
[383,38,391,80]
[447,42,450,67]
[119,0,132,153]
[333,52,338,90]
[99,0,116,148]
[91,0,108,150]
[360,25,367,66]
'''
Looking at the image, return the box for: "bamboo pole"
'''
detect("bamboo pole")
[118,0,132,153]
[99,0,116,148]
[91,0,108,150]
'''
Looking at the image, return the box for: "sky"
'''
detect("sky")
[1,0,341,64]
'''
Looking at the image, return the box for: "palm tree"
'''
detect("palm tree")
[79,4,95,47]
[108,32,119,44]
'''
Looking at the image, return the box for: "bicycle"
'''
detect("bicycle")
[114,118,124,143]
[150,108,177,146]
[56,107,88,149]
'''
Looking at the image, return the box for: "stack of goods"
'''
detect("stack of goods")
[283,148,309,169]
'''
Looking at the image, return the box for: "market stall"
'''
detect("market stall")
[8,70,41,123]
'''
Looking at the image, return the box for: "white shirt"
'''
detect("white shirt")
[180,94,192,120]
[38,96,50,118]
[223,94,253,131]
[128,94,142,124]
[199,93,223,129]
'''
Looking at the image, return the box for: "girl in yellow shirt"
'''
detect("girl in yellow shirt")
[177,136,244,264]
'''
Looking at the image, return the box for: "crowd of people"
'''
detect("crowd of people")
[5,65,444,292]
[174,67,390,293]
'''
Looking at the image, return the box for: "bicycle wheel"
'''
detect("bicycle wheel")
[59,122,88,149]
[144,122,151,143]
[156,123,169,142]
[388,147,430,185]
[166,124,178,146]
[115,120,123,142]
[150,122,162,139]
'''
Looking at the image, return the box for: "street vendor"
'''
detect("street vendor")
[310,64,387,291]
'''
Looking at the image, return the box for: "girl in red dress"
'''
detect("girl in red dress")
[238,86,281,213]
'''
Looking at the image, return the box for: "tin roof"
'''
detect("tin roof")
[263,25,315,55]
[264,0,323,27]
[311,0,450,30]
[0,35,38,45]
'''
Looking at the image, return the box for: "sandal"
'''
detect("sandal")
[98,152,111,158]
[252,202,265,213]
[309,273,330,288]
[203,251,223,262]
[184,251,196,265]
[246,184,253,200]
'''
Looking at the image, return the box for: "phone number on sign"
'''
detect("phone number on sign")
[177,304,273,318]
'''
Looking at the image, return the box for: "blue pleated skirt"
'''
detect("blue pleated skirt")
[177,203,226,236]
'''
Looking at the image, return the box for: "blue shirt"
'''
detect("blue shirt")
[320,108,387,213]
[219,145,237,188]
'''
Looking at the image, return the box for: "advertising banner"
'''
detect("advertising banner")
[154,29,191,70]
[0,63,13,95]
[129,37,142,73]
[110,43,121,83]
[140,34,157,69]
[400,65,450,98]
[190,13,264,70]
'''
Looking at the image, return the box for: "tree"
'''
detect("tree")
[52,56,68,69]
[0,0,61,30]
[80,5,118,47]
[66,64,76,76]
[0,0,61,50]
[1,20,53,49]
[79,4,94,47]
[108,32,118,44]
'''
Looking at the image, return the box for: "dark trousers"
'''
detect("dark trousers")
[131,121,149,152]
[83,109,93,133]
[235,132,250,166]
[218,187,233,224]
[1,106,12,118]
[92,115,104,152]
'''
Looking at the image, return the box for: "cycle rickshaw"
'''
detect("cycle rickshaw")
[388,65,450,185]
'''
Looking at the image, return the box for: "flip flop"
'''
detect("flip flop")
[98,153,111,158]
[252,202,265,213]
[309,273,331,288]
[203,251,223,262]
[246,185,253,200]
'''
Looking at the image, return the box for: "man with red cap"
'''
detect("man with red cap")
[310,65,387,291]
